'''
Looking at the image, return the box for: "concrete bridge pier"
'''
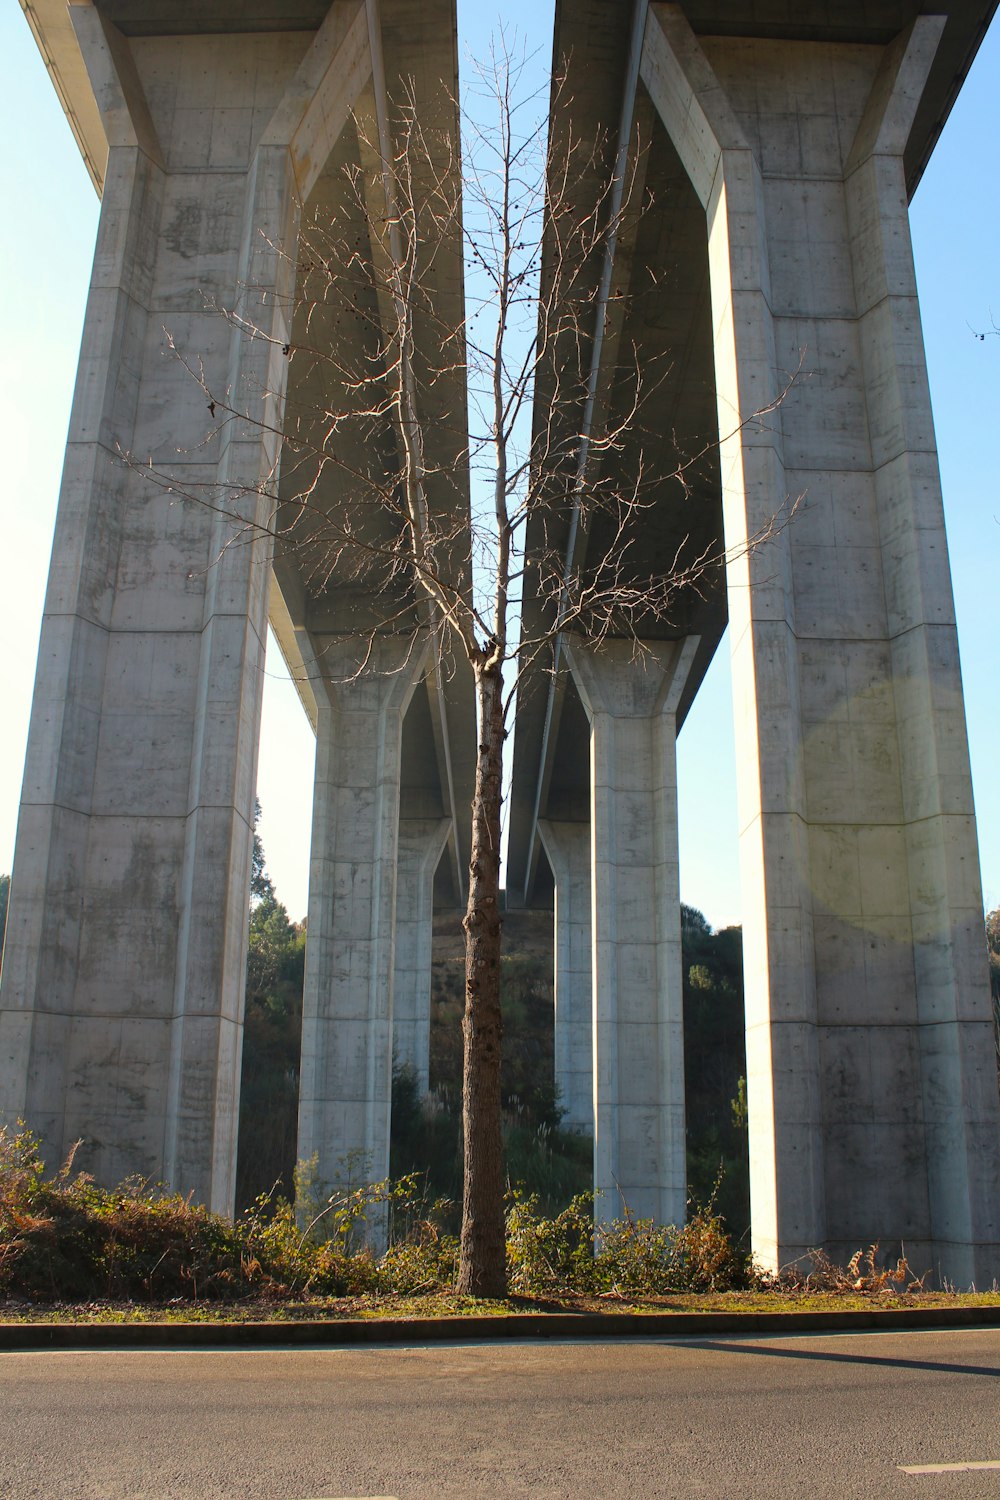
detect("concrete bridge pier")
[0,5,374,1209]
[537,819,593,1136]
[296,637,428,1213]
[2,0,473,1221]
[393,817,451,1094]
[641,3,1000,1281]
[564,636,698,1229]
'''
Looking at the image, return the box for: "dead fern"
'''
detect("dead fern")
[778,1241,926,1295]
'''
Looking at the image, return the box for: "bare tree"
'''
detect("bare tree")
[146,41,790,1298]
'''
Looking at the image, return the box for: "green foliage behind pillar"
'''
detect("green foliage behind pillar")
[235,809,306,1211]
[681,905,750,1240]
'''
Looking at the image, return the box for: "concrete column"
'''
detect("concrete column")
[642,5,1000,1281]
[297,637,427,1213]
[0,5,373,1209]
[538,820,593,1135]
[564,636,698,1229]
[843,29,1000,1288]
[393,818,451,1093]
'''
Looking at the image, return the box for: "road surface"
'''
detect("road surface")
[1,1328,998,1498]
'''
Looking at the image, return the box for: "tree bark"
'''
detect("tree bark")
[457,658,507,1297]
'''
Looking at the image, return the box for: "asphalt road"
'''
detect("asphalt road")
[0,1329,998,1499]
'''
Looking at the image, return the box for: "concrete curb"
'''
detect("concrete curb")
[2,1304,1000,1351]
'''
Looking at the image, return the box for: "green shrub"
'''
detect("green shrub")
[1,1124,749,1305]
[506,1191,598,1295]
[506,1187,753,1297]
[0,1126,461,1303]
[1,1126,265,1301]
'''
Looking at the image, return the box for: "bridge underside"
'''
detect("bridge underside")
[2,0,999,1284]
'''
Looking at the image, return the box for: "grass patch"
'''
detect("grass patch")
[2,1288,999,1326]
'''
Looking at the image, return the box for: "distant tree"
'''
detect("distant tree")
[390,918,591,1217]
[250,797,275,905]
[681,905,749,1237]
[681,904,711,939]
[987,907,1000,1083]
[235,809,306,1209]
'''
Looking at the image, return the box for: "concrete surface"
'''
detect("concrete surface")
[640,2,1000,1282]
[393,818,451,1092]
[298,637,427,1219]
[1,0,471,1216]
[563,637,699,1230]
[538,818,593,1135]
[0,14,319,1209]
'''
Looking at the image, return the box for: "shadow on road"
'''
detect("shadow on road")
[685,1339,1000,1380]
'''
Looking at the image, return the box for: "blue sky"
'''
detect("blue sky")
[0,2,997,930]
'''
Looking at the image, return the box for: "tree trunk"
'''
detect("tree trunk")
[457,659,507,1296]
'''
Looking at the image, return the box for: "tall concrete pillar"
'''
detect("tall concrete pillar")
[564,636,698,1228]
[393,817,451,1093]
[538,819,593,1135]
[297,637,427,1208]
[642,4,1000,1280]
[0,3,374,1208]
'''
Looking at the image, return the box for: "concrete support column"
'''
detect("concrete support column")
[297,638,427,1211]
[393,818,450,1093]
[842,31,1000,1286]
[564,636,697,1228]
[642,5,1000,1281]
[538,820,593,1135]
[0,4,374,1209]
